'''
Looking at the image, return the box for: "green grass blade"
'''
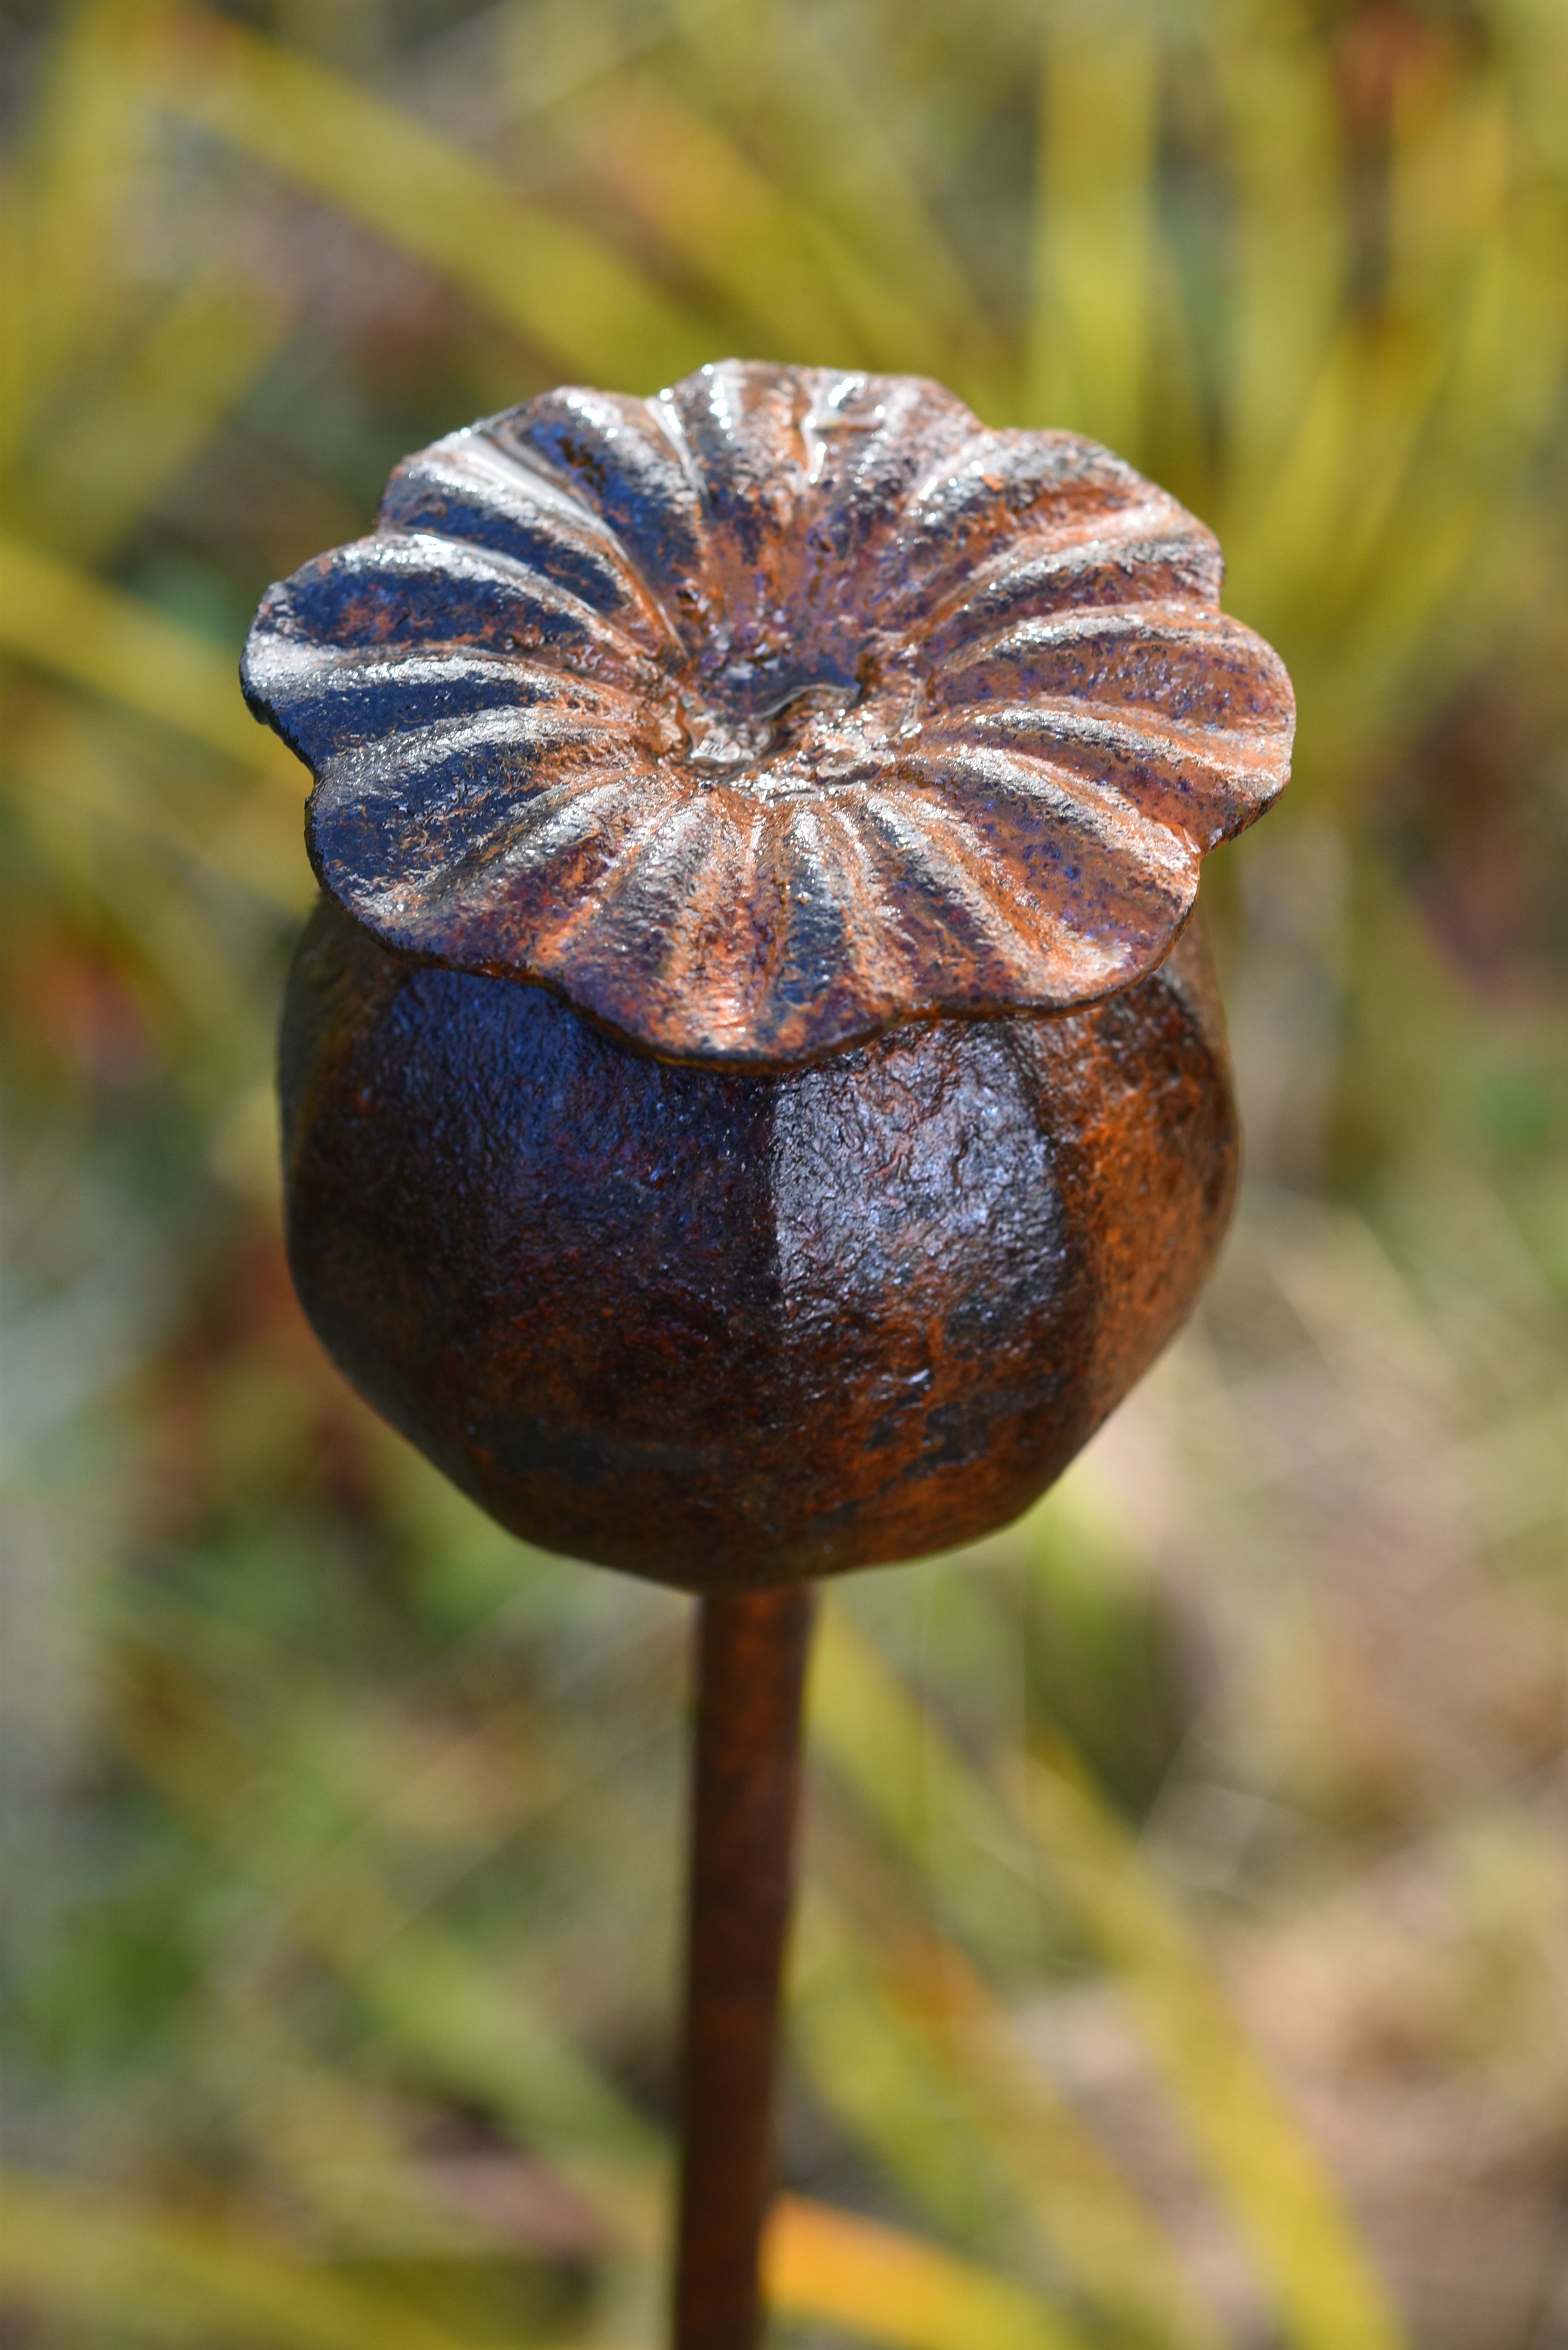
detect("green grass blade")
[0,0,182,469]
[794,1890,1232,2350]
[793,1893,1036,2260]
[666,0,974,294]
[811,1598,1409,2350]
[1208,3,1348,513]
[809,1589,1044,1956]
[568,61,983,381]
[0,2175,494,2350]
[146,7,713,390]
[1,2167,1073,2350]
[1226,52,1567,777]
[1028,13,1160,453]
[1006,1746,1408,2350]
[642,2,1003,398]
[106,1583,1113,2350]
[5,255,295,562]
[0,533,282,768]
[102,1621,665,2206]
[558,72,865,366]
[1219,319,1374,648]
[2,699,283,1080]
[3,690,305,918]
[342,1902,664,2170]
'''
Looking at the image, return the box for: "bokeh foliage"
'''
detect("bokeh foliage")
[3,2,1567,2344]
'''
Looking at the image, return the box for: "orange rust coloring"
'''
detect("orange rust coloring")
[247,360,1294,2350]
[246,361,1291,1074]
[250,360,1292,1594]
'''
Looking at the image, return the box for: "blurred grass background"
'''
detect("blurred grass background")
[3,1,1567,2344]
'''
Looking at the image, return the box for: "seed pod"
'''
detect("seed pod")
[247,361,1293,1594]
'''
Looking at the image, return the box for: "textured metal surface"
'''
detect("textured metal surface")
[674,1588,812,2350]
[256,369,1287,2350]
[245,360,1294,1071]
[280,894,1237,1594]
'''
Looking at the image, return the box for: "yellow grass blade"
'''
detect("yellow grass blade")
[562,52,990,393]
[1221,320,1388,645]
[881,1921,1231,2350]
[794,1892,1230,2350]
[0,533,284,772]
[1,696,289,1074]
[1386,63,1509,322]
[1029,16,1160,453]
[560,74,866,368]
[1504,0,1568,178]
[0,193,25,469]
[111,1663,664,2174]
[6,256,295,562]
[1207,4,1347,511]
[811,1598,1409,2350]
[767,2194,1088,2350]
[1228,73,1511,633]
[3,690,306,916]
[1005,1746,1407,2350]
[809,1592,1042,1940]
[0,0,182,467]
[792,1893,1033,2256]
[345,1903,664,2171]
[249,2039,1105,2350]
[3,686,299,904]
[663,0,996,390]
[106,1623,1100,2350]
[144,7,713,390]
[0,2174,487,2350]
[0,2167,1087,2350]
[1225,53,1566,776]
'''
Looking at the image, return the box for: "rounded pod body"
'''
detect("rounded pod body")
[283,897,1235,1592]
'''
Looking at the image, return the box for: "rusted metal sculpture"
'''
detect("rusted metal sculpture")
[245,360,1294,2350]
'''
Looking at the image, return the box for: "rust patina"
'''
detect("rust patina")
[246,359,1294,2350]
[281,895,1236,1588]
[248,359,1293,1593]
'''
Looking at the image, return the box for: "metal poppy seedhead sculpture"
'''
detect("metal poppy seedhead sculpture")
[247,359,1293,2350]
[248,360,1293,1598]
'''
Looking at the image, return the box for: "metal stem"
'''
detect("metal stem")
[672,1585,815,2350]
